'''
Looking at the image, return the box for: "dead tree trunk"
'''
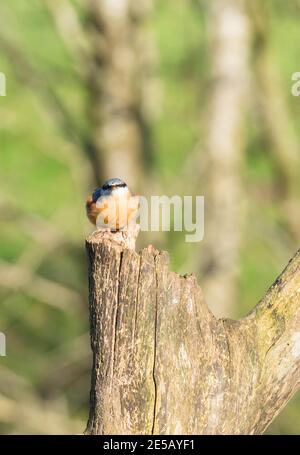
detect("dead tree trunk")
[85,229,300,435]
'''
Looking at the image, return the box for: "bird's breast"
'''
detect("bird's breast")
[94,193,139,230]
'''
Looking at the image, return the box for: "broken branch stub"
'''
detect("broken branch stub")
[85,228,300,434]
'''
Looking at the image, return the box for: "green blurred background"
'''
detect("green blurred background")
[0,0,300,434]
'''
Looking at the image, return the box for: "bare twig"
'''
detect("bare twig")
[0,261,81,310]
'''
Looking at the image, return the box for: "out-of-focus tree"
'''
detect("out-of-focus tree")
[250,0,300,242]
[85,0,159,188]
[198,0,252,317]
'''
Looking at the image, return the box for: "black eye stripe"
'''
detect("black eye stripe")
[102,182,127,190]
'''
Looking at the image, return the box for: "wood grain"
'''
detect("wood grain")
[85,228,300,435]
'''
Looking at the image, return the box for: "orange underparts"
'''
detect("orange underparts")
[86,197,100,225]
[86,195,138,229]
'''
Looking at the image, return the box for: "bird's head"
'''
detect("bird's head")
[92,178,129,202]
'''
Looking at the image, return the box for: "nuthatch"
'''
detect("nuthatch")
[86,178,139,230]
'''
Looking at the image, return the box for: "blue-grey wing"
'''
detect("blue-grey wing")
[92,187,103,202]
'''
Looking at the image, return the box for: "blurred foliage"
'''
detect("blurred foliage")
[0,0,300,434]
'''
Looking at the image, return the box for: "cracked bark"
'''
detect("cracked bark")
[85,229,300,435]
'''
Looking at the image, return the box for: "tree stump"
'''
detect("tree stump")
[85,227,300,435]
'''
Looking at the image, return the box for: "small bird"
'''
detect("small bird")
[86,178,139,230]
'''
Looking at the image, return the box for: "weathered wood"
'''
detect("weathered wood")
[85,228,300,435]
